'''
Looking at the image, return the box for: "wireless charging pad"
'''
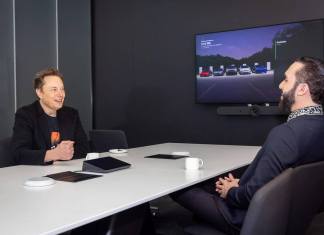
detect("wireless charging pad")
[24,177,55,187]
[109,149,128,154]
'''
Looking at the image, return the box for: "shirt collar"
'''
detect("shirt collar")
[287,105,323,122]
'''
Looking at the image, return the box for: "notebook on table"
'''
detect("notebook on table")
[46,171,102,182]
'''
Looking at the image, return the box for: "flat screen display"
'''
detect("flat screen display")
[196,20,324,104]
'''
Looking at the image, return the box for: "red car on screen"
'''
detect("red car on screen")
[199,71,212,77]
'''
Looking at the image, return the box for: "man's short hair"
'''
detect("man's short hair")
[33,68,64,90]
[295,57,324,104]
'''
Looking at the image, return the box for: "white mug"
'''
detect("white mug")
[185,157,204,170]
[86,152,100,160]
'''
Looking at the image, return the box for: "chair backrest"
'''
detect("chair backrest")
[240,168,293,235]
[89,129,128,152]
[0,137,15,168]
[286,161,324,235]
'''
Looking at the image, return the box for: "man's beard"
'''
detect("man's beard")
[279,83,297,113]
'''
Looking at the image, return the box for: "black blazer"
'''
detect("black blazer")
[11,101,90,165]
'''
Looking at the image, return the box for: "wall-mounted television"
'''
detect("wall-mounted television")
[196,19,324,104]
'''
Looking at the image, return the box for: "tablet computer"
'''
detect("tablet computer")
[145,154,188,160]
[82,156,131,173]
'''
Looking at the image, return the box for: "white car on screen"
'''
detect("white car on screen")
[225,64,238,76]
[239,64,252,75]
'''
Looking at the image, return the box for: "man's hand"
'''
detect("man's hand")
[224,173,240,184]
[57,141,74,160]
[45,140,75,162]
[215,173,239,199]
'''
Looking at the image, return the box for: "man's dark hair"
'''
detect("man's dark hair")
[295,57,324,104]
[33,68,63,90]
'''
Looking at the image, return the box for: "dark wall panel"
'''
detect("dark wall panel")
[0,0,15,139]
[58,0,92,134]
[15,0,57,108]
[93,0,324,147]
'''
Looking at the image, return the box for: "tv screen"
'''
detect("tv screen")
[196,19,324,104]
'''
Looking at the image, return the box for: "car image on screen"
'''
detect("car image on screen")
[225,64,238,76]
[254,65,267,74]
[239,64,252,75]
[199,70,212,77]
[196,20,324,103]
[213,67,225,76]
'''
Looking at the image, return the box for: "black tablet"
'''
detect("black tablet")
[145,154,188,160]
[82,157,131,173]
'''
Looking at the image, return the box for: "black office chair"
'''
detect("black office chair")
[185,168,293,235]
[89,129,128,152]
[287,161,324,235]
[0,137,15,168]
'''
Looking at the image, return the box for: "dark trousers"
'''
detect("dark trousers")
[171,180,239,235]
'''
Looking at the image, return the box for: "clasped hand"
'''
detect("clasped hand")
[45,140,75,162]
[215,173,239,199]
[55,140,75,160]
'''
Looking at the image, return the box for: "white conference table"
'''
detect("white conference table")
[0,143,260,235]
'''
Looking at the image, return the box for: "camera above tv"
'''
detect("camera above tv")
[196,19,324,104]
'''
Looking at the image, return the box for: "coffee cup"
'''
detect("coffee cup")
[185,157,204,170]
[86,152,100,160]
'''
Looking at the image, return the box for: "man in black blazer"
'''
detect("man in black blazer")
[172,57,324,235]
[11,68,90,165]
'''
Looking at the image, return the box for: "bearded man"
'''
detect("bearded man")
[172,57,324,235]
